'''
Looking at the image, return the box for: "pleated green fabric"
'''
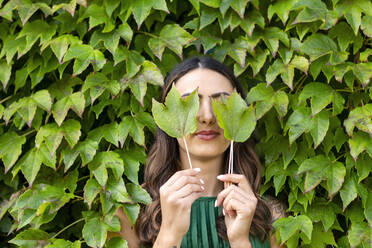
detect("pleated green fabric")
[180,196,271,248]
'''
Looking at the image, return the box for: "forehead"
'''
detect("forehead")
[175,68,234,95]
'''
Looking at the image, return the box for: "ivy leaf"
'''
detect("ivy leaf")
[52,92,85,126]
[45,239,81,248]
[148,24,195,60]
[88,151,124,187]
[0,59,11,89]
[106,177,131,203]
[131,0,153,29]
[352,62,372,88]
[344,104,372,137]
[118,116,145,146]
[9,228,49,247]
[310,110,330,148]
[0,132,26,173]
[31,90,52,113]
[84,178,101,209]
[82,216,108,248]
[267,0,297,24]
[200,0,221,8]
[348,132,372,161]
[61,119,81,148]
[15,148,42,186]
[123,204,140,226]
[128,61,163,105]
[284,106,313,144]
[230,0,249,18]
[246,83,289,119]
[310,223,337,247]
[212,91,256,142]
[63,44,106,75]
[348,221,370,247]
[126,183,152,204]
[340,176,358,211]
[298,82,344,116]
[106,237,128,248]
[298,155,346,197]
[361,15,372,37]
[274,215,313,243]
[152,84,199,138]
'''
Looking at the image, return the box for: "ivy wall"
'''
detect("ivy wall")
[0,0,371,247]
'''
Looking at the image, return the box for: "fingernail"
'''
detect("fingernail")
[194,168,201,172]
[217,175,223,180]
[200,179,205,184]
[222,209,225,216]
[201,186,205,191]
[214,200,217,207]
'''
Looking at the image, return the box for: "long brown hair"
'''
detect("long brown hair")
[136,56,272,246]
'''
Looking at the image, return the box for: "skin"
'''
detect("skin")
[111,68,285,248]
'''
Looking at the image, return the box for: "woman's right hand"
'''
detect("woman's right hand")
[154,168,205,247]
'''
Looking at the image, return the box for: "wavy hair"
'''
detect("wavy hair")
[135,56,272,246]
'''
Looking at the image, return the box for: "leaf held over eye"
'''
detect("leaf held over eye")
[151,84,199,138]
[212,91,256,142]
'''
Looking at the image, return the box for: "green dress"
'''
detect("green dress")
[181,196,270,248]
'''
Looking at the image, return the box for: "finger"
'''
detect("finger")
[216,185,248,207]
[217,174,252,192]
[170,175,204,192]
[165,168,201,187]
[176,183,205,198]
[224,196,245,218]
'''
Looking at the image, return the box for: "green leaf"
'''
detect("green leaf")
[355,154,372,183]
[274,215,313,243]
[148,24,195,60]
[106,237,128,248]
[128,61,164,105]
[200,0,221,8]
[239,9,265,36]
[344,104,372,137]
[284,106,313,144]
[0,59,11,89]
[123,203,140,226]
[230,0,248,18]
[31,90,52,113]
[0,132,26,173]
[352,62,372,88]
[45,239,81,248]
[118,116,145,146]
[300,34,346,64]
[131,0,153,29]
[348,221,370,247]
[348,132,372,161]
[61,119,81,148]
[88,151,124,187]
[52,92,85,126]
[152,84,199,138]
[361,15,372,37]
[310,223,336,247]
[298,82,344,116]
[126,183,152,204]
[84,178,101,209]
[212,91,256,142]
[63,44,106,75]
[82,216,108,248]
[200,6,219,30]
[298,155,346,196]
[16,148,42,186]
[340,176,358,210]
[9,229,49,247]
[268,0,297,24]
[106,177,131,203]
[310,110,330,148]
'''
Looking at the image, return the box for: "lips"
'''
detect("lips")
[195,130,219,140]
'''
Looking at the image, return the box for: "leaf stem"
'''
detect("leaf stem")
[227,140,234,187]
[22,129,36,137]
[51,218,84,239]
[183,137,193,169]
[0,95,12,104]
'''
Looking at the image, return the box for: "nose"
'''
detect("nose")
[196,97,216,125]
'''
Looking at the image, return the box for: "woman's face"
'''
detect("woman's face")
[174,68,234,161]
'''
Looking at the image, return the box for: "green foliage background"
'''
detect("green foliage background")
[0,0,371,247]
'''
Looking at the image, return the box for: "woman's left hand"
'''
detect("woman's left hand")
[215,174,257,248]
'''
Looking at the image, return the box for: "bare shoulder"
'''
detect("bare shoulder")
[265,195,287,222]
[108,206,140,248]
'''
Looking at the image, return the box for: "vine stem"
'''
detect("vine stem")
[0,95,12,104]
[183,137,193,169]
[51,218,84,239]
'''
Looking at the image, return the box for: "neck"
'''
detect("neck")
[179,149,225,197]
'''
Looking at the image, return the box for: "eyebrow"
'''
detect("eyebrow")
[181,92,231,98]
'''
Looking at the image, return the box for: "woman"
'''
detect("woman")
[114,56,286,248]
